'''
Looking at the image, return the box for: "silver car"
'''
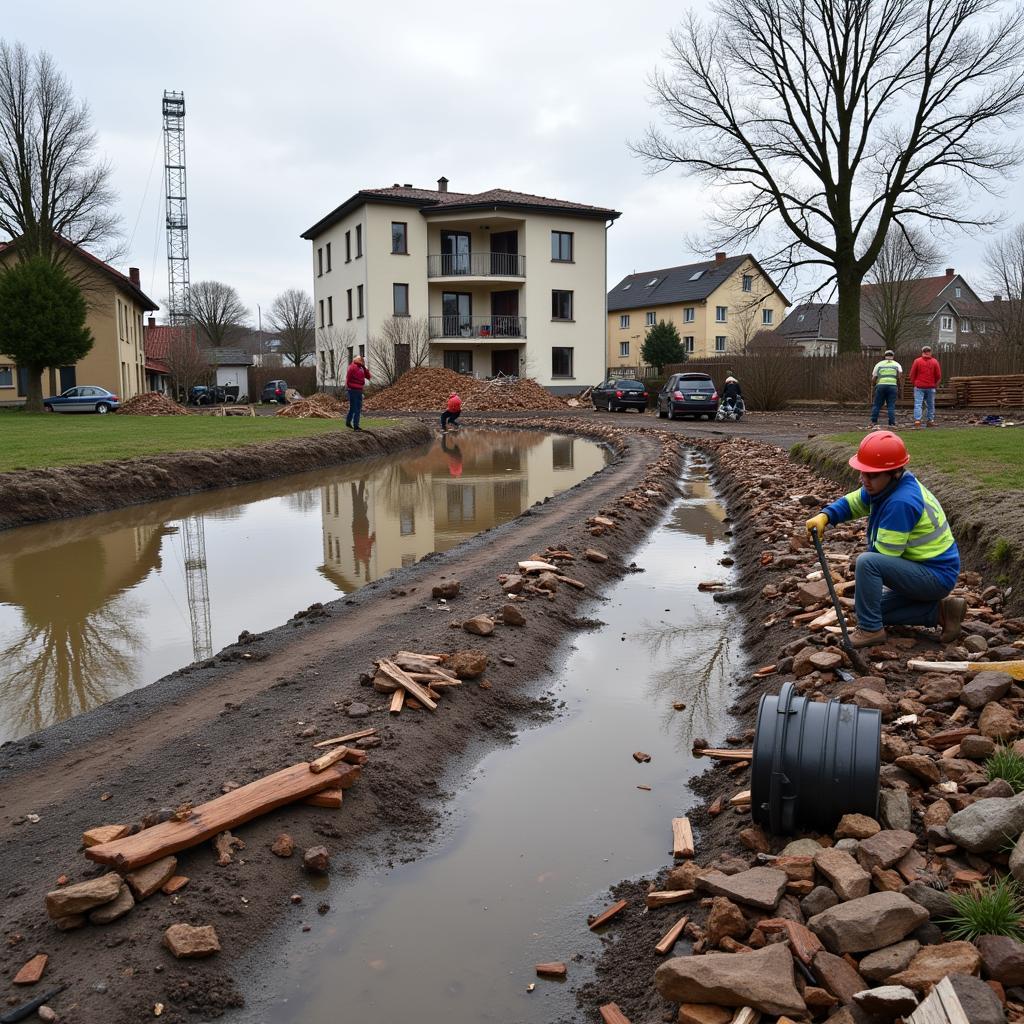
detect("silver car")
[43,386,121,414]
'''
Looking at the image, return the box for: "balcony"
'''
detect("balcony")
[428,315,527,340]
[427,252,526,279]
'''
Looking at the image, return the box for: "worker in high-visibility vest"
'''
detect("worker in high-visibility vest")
[870,348,903,429]
[806,431,964,648]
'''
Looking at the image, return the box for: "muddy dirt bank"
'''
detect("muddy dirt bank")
[0,418,688,1023]
[0,421,432,531]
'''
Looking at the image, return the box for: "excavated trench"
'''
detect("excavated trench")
[241,451,745,1024]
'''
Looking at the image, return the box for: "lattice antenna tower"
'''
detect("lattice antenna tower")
[162,90,191,325]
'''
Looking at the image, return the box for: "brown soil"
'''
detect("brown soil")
[364,366,569,411]
[0,417,685,1024]
[0,421,431,531]
[118,394,189,416]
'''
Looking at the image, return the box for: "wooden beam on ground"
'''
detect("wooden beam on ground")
[654,915,688,955]
[588,899,628,930]
[395,650,442,662]
[672,817,695,858]
[730,790,752,807]
[645,890,694,909]
[303,789,343,809]
[694,748,753,762]
[85,762,360,871]
[390,689,405,714]
[907,975,970,1024]
[376,659,438,711]
[312,728,377,749]
[599,1004,632,1024]
[309,747,352,773]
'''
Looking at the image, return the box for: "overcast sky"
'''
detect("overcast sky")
[5,0,1020,324]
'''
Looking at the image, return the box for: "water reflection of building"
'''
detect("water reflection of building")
[319,432,606,590]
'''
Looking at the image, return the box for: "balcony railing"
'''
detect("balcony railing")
[427,252,526,278]
[428,315,526,340]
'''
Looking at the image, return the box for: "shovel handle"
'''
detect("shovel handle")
[811,530,855,652]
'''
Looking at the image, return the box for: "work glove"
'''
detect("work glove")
[805,513,829,541]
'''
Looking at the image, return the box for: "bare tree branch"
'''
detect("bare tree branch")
[266,288,315,367]
[187,280,250,347]
[983,222,1024,347]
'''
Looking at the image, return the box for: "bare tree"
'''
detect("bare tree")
[163,328,210,399]
[187,280,250,347]
[0,42,120,261]
[319,324,357,392]
[732,271,778,353]
[983,223,1024,348]
[267,288,315,366]
[369,316,431,386]
[862,228,941,353]
[635,0,1024,353]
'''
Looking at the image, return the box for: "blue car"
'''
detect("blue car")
[43,386,120,414]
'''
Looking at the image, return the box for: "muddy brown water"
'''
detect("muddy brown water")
[0,430,607,744]
[244,453,741,1024]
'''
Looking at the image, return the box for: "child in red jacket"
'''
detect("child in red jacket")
[441,392,462,432]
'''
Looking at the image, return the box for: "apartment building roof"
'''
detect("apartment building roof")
[301,181,621,239]
[607,254,787,313]
[776,302,839,342]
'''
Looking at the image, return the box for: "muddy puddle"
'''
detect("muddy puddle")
[0,430,607,743]
[245,452,742,1024]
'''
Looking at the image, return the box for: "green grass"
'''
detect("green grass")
[821,429,1024,492]
[992,537,1015,564]
[986,746,1024,794]
[0,411,393,472]
[942,875,1024,941]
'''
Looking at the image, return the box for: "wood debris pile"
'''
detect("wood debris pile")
[275,392,346,419]
[363,367,568,412]
[117,393,189,416]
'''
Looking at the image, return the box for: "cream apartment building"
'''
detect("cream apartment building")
[0,238,158,404]
[301,179,621,393]
[606,254,788,369]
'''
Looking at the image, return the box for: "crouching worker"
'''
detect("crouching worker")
[441,391,462,432]
[805,431,965,648]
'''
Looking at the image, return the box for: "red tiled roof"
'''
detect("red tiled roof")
[144,324,199,362]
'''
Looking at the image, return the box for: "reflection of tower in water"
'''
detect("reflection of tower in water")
[181,516,213,661]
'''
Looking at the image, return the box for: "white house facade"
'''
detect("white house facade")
[300,179,621,393]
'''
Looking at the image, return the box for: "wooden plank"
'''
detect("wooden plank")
[376,658,438,711]
[312,728,377,749]
[907,975,970,1024]
[85,761,360,870]
[908,658,1024,680]
[389,689,405,714]
[395,650,443,662]
[534,962,567,978]
[309,746,352,773]
[303,789,343,809]
[730,790,752,807]
[645,889,694,909]
[588,898,628,930]
[518,560,559,573]
[599,1004,632,1024]
[654,914,688,955]
[671,817,695,858]
[730,1010,759,1024]
[696,748,753,761]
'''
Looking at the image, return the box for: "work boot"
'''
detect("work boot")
[913,420,921,429]
[926,421,936,428]
[848,627,887,648]
[939,596,967,643]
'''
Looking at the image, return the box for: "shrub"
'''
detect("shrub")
[991,537,1015,564]
[986,746,1024,794]
[943,875,1024,941]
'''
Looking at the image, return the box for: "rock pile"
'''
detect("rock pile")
[275,392,346,419]
[363,367,567,412]
[117,393,189,416]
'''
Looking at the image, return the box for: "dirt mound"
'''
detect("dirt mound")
[118,393,189,416]
[275,393,346,419]
[364,367,567,412]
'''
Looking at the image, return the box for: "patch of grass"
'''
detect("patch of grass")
[943,875,1024,941]
[0,412,394,472]
[992,537,1015,564]
[986,746,1024,793]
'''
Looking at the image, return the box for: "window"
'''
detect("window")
[358,344,365,357]
[646,277,658,286]
[955,286,962,298]
[552,347,574,377]
[326,243,331,271]
[551,289,573,320]
[318,299,324,328]
[392,222,408,254]
[551,231,573,261]
[327,296,334,326]
[622,283,632,290]
[0,366,12,387]
[345,231,351,262]
[355,224,363,257]
[347,346,354,365]
[742,274,752,292]
[357,284,364,317]
[329,349,335,381]
[684,307,695,323]
[797,313,806,322]
[346,289,353,320]
[399,505,415,537]
[940,315,954,331]
[762,309,773,326]
[443,350,473,374]
[393,283,409,316]
[688,270,704,281]
[980,322,987,334]
[683,336,695,353]
[619,341,630,358]
[317,248,323,277]
[319,351,326,377]
[715,306,728,322]
[645,311,656,327]
[961,319,971,333]
[715,335,727,352]
[619,314,630,329]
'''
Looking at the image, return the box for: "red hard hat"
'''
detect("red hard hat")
[849,431,910,472]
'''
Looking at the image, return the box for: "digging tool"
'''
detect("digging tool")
[907,658,1024,680]
[811,532,871,674]
[0,985,67,1023]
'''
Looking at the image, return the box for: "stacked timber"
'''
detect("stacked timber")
[949,374,1024,408]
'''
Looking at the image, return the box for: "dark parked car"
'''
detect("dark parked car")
[43,386,120,414]
[188,385,232,406]
[591,378,649,413]
[657,372,719,420]
[260,379,289,404]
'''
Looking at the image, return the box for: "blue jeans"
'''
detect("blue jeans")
[854,552,952,632]
[871,385,897,425]
[914,387,936,423]
[346,388,363,428]
[440,410,461,430]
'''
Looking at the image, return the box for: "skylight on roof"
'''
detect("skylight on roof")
[622,283,632,290]
[646,277,658,286]
[689,270,704,281]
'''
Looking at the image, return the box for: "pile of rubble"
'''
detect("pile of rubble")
[117,393,189,416]
[275,393,346,419]
[363,367,568,412]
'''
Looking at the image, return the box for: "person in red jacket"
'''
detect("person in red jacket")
[345,355,371,430]
[441,391,462,432]
[909,345,941,429]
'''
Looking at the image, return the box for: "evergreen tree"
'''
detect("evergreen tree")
[641,320,685,372]
[0,256,93,411]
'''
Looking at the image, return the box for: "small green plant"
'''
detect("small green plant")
[986,746,1024,794]
[991,537,1015,564]
[943,875,1024,941]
